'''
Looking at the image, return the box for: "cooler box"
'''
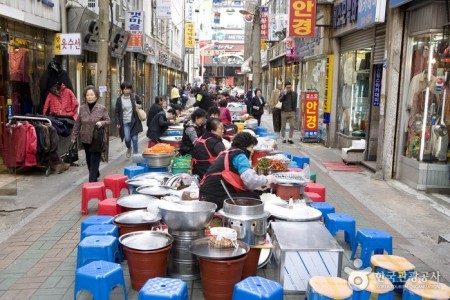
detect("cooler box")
[270,222,343,294]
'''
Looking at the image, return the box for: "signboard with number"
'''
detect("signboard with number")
[288,0,316,37]
[126,11,144,52]
[301,91,319,139]
[185,22,195,49]
[54,33,81,55]
[357,0,386,29]
[260,7,269,40]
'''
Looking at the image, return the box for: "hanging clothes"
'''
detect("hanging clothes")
[9,47,31,83]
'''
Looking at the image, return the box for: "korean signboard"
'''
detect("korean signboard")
[125,11,144,52]
[185,22,195,49]
[156,0,171,19]
[260,7,269,40]
[324,55,333,123]
[288,0,316,37]
[357,0,386,29]
[186,0,194,22]
[333,0,358,29]
[372,64,382,106]
[54,33,81,55]
[301,91,319,138]
[390,0,413,8]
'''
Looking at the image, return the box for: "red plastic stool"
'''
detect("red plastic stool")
[304,191,324,203]
[103,174,130,198]
[305,182,326,201]
[81,182,107,215]
[98,198,121,216]
[288,168,303,172]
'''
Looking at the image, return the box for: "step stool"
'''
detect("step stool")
[325,213,356,248]
[103,174,130,198]
[306,276,353,300]
[232,276,283,300]
[352,272,394,300]
[402,278,450,300]
[81,182,107,215]
[81,216,114,233]
[137,162,150,173]
[98,198,121,216]
[304,192,324,203]
[124,165,146,179]
[138,277,188,300]
[370,255,415,293]
[305,182,326,201]
[351,229,393,268]
[77,235,121,268]
[292,156,310,169]
[310,202,335,221]
[74,260,127,300]
[81,224,119,241]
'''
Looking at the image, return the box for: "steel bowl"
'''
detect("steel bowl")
[119,230,174,251]
[116,194,159,211]
[142,153,174,168]
[159,201,217,231]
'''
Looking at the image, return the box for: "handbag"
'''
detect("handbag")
[275,101,282,109]
[62,142,79,164]
[136,106,146,122]
[90,126,105,153]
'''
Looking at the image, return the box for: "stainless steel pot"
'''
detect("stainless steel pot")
[168,229,204,280]
[142,153,174,167]
[223,198,264,216]
[159,201,216,231]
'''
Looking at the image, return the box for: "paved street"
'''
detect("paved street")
[0,113,449,299]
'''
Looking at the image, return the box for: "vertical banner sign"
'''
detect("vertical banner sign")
[372,64,382,106]
[323,54,333,123]
[156,0,171,19]
[288,0,316,37]
[285,37,295,61]
[54,33,81,55]
[185,22,195,49]
[302,91,319,138]
[260,7,269,40]
[126,11,144,52]
[186,0,194,22]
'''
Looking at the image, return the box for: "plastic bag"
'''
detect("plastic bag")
[300,164,310,180]
[208,227,238,248]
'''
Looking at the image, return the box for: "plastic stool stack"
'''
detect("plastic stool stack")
[402,278,450,300]
[232,276,283,300]
[77,235,121,268]
[371,255,415,293]
[124,165,146,179]
[325,213,356,247]
[306,276,353,300]
[292,156,310,169]
[81,182,107,215]
[137,162,150,173]
[103,174,130,198]
[351,273,394,300]
[304,192,324,202]
[74,260,127,300]
[138,277,188,300]
[351,229,393,268]
[310,202,335,221]
[305,182,326,202]
[98,198,121,216]
[81,224,119,240]
[81,216,114,233]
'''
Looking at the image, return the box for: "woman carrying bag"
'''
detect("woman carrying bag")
[250,88,265,126]
[71,86,111,182]
[115,82,143,158]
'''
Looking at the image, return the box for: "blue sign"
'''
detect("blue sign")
[357,0,386,29]
[333,0,358,29]
[372,64,383,107]
[39,0,55,7]
[390,0,413,8]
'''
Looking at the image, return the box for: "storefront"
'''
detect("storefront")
[155,49,183,100]
[395,0,450,191]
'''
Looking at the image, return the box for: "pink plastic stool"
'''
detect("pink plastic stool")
[98,198,121,216]
[81,182,107,215]
[304,191,324,202]
[288,168,303,172]
[103,174,130,198]
[305,182,326,202]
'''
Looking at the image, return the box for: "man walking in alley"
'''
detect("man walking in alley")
[279,82,297,144]
[170,84,180,105]
[270,81,283,137]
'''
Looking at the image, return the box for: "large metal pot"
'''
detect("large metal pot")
[159,201,216,231]
[116,194,159,212]
[142,153,174,168]
[113,209,161,236]
[223,198,265,216]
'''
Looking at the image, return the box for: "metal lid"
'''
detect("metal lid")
[113,209,161,225]
[189,237,249,259]
[116,194,159,209]
[119,230,174,251]
[126,178,163,188]
[132,172,172,181]
[160,136,182,142]
[136,186,172,196]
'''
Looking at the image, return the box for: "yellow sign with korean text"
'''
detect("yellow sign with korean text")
[324,54,333,114]
[185,22,195,49]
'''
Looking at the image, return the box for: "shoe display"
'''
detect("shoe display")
[288,140,294,144]
[126,148,131,158]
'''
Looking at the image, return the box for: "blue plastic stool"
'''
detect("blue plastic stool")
[232,276,283,300]
[401,278,450,300]
[306,276,353,300]
[81,224,119,240]
[293,156,310,169]
[138,277,188,300]
[351,229,393,268]
[77,235,121,268]
[310,202,335,221]
[288,161,298,168]
[124,165,145,179]
[147,167,169,172]
[74,260,127,300]
[257,127,268,136]
[80,216,114,233]
[137,162,149,173]
[325,213,356,248]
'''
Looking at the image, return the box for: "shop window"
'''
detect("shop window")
[403,34,449,162]
[338,49,372,138]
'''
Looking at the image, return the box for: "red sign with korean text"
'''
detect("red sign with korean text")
[288,0,316,37]
[260,7,269,40]
[302,91,319,133]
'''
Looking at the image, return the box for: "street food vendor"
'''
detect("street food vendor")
[180,108,207,155]
[199,131,277,210]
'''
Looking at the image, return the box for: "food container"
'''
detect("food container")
[189,237,249,260]
[116,194,159,212]
[159,201,217,231]
[142,153,174,168]
[275,183,302,201]
[113,209,161,236]
[159,136,182,149]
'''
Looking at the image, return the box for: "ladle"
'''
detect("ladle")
[220,180,237,205]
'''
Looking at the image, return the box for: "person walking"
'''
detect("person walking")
[270,81,283,136]
[279,81,298,144]
[115,82,144,158]
[71,86,110,182]
[192,83,215,111]
[170,84,180,105]
[250,88,265,126]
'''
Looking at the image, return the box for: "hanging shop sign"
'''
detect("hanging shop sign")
[186,0,194,22]
[333,0,358,29]
[372,63,382,106]
[389,0,413,8]
[357,0,386,29]
[285,37,296,61]
[323,55,334,123]
[156,0,171,19]
[53,33,81,55]
[125,11,144,52]
[288,0,316,37]
[301,91,319,138]
[260,7,269,40]
[185,22,195,49]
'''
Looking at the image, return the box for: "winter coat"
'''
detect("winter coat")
[72,103,111,144]
[115,94,143,141]
[43,84,79,119]
[147,111,171,141]
[146,103,164,127]
[250,96,265,116]
[39,61,74,114]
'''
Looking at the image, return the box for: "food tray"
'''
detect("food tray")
[273,172,308,185]
[189,237,249,259]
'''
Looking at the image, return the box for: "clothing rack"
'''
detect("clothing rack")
[11,115,52,126]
